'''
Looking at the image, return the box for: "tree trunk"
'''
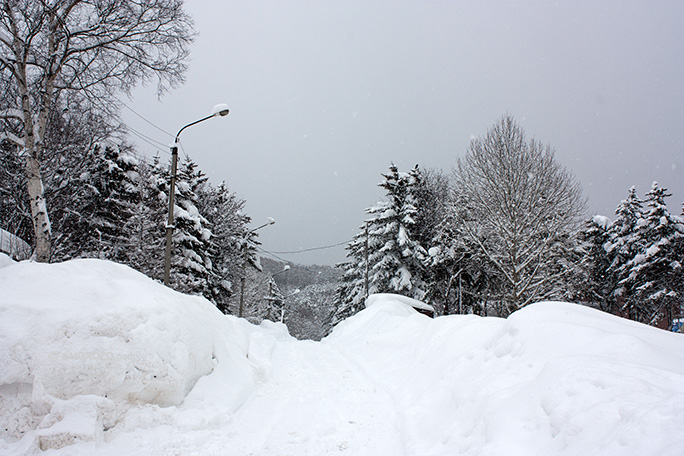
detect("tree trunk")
[25,154,51,262]
[18,73,52,262]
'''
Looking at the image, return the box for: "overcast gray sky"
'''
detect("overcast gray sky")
[122,0,683,265]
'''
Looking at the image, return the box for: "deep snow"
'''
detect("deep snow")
[1,256,683,455]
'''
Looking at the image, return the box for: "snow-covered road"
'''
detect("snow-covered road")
[211,336,404,455]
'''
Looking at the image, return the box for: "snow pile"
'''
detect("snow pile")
[0,252,14,269]
[328,299,684,456]
[366,292,435,312]
[0,259,255,452]
[1,259,683,455]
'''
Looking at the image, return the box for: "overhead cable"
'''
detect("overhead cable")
[121,101,174,138]
[270,240,351,254]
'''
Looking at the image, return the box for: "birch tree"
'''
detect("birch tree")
[0,0,193,261]
[454,115,586,314]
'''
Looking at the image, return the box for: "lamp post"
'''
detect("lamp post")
[238,218,276,317]
[163,104,230,286]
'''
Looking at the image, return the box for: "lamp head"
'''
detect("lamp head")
[211,103,230,117]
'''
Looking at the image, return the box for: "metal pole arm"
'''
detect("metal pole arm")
[175,114,215,142]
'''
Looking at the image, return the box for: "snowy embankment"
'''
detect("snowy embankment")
[1,255,683,455]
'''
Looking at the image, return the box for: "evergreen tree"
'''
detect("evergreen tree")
[199,182,252,314]
[122,155,168,282]
[332,228,371,326]
[367,164,428,299]
[51,145,140,261]
[622,182,684,327]
[332,164,428,325]
[167,157,213,298]
[264,276,285,322]
[606,186,644,319]
[576,215,614,311]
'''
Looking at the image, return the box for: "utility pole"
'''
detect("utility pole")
[163,142,180,286]
[238,243,247,317]
[238,218,275,317]
[364,222,369,299]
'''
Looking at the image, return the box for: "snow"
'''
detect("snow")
[367,292,434,312]
[428,246,441,257]
[1,259,683,455]
[592,214,611,230]
[211,103,230,116]
[0,253,14,268]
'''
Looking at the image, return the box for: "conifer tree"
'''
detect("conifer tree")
[332,164,428,325]
[622,182,683,327]
[606,186,644,319]
[167,157,213,298]
[200,182,252,314]
[51,146,140,261]
[367,164,428,299]
[122,155,169,282]
[332,227,371,326]
[576,215,614,311]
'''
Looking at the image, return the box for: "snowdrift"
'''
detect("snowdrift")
[0,258,259,452]
[328,297,684,456]
[1,257,683,455]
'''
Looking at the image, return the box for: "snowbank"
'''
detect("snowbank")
[0,259,257,452]
[0,252,14,269]
[327,300,684,456]
[1,260,683,455]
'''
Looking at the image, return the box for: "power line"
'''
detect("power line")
[121,101,174,138]
[125,124,170,150]
[257,247,345,272]
[270,240,351,254]
[257,247,291,264]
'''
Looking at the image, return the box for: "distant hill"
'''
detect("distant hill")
[260,257,342,293]
[260,257,343,339]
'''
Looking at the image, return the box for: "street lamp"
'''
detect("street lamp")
[163,104,230,286]
[273,264,291,277]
